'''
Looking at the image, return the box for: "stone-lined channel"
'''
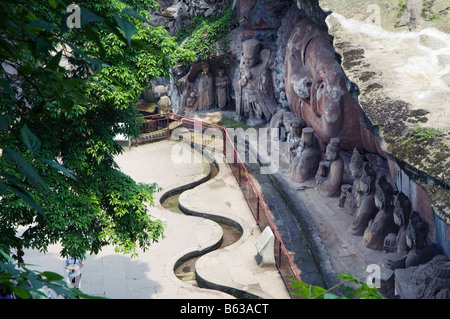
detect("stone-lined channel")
[161,162,242,287]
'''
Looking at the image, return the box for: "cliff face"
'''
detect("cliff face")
[233,0,449,254]
[148,0,449,256]
[316,1,449,240]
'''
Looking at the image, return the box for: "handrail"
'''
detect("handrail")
[135,112,302,296]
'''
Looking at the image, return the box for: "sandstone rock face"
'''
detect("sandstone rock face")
[284,17,383,154]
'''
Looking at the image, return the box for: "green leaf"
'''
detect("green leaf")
[11,287,31,299]
[8,185,45,218]
[48,0,57,9]
[29,19,58,31]
[40,271,64,281]
[0,180,8,195]
[323,292,340,299]
[0,79,15,99]
[20,124,41,154]
[80,7,104,26]
[46,50,62,71]
[3,148,48,192]
[121,8,148,23]
[83,26,105,59]
[41,158,78,181]
[113,13,136,45]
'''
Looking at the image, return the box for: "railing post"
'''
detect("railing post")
[166,115,170,138]
[278,242,282,267]
[256,197,260,224]
[238,164,241,186]
[222,129,226,157]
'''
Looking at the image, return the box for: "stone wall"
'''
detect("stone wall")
[147,0,450,259]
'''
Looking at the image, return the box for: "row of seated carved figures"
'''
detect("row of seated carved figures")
[281,115,444,270]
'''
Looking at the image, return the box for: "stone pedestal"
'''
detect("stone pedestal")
[379,267,395,299]
[383,253,407,270]
[255,226,275,267]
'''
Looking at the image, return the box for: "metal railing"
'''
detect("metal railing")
[135,113,302,297]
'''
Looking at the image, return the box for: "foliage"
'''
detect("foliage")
[290,274,386,299]
[397,0,407,18]
[0,249,100,299]
[410,125,443,141]
[0,0,195,264]
[176,2,238,62]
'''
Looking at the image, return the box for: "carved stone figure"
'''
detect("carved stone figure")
[348,164,378,236]
[183,81,199,112]
[405,211,437,268]
[291,127,321,183]
[363,175,398,250]
[284,117,306,164]
[411,255,450,299]
[195,62,214,110]
[214,68,230,109]
[234,39,277,124]
[339,148,365,215]
[392,192,413,255]
[315,137,344,197]
[284,17,383,155]
[269,110,297,142]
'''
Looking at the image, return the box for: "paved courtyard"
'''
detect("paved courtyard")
[22,140,290,299]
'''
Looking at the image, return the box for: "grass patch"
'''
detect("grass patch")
[410,125,443,141]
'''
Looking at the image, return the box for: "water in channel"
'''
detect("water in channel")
[161,162,242,285]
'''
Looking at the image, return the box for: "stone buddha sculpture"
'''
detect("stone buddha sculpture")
[348,164,378,236]
[284,117,306,164]
[405,211,437,268]
[291,127,321,183]
[194,62,214,110]
[315,137,344,197]
[234,38,277,124]
[215,68,230,109]
[339,147,365,215]
[363,175,398,250]
[392,192,412,255]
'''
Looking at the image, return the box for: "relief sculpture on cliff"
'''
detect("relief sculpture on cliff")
[284,17,383,155]
[234,39,278,125]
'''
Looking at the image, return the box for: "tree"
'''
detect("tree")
[0,0,196,264]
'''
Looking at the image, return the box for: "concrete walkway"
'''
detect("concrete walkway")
[22,140,290,299]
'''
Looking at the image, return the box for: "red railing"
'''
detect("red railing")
[135,113,301,297]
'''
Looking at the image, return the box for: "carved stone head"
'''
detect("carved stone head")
[325,137,340,161]
[375,175,394,209]
[406,211,429,249]
[393,192,412,227]
[289,117,306,138]
[359,165,372,195]
[243,39,261,67]
[301,127,316,148]
[350,147,365,178]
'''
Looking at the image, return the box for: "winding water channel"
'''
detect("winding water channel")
[160,162,243,287]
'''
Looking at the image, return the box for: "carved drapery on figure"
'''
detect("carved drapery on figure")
[315,137,344,197]
[404,211,437,268]
[234,39,278,124]
[285,117,307,164]
[348,163,378,236]
[215,68,230,109]
[195,62,214,111]
[291,127,321,183]
[339,148,366,215]
[363,175,398,250]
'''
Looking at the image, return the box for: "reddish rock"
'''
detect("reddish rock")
[284,18,383,156]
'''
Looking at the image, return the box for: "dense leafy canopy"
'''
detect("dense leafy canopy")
[0,0,196,266]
